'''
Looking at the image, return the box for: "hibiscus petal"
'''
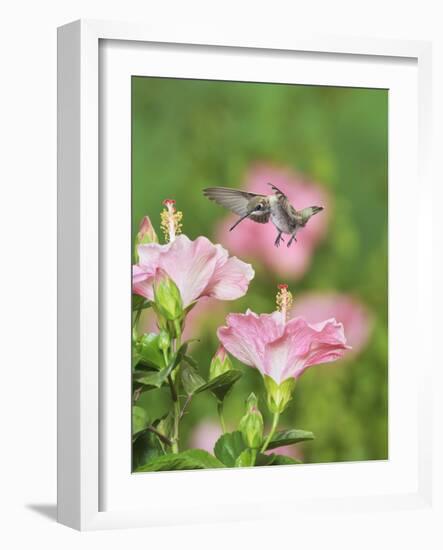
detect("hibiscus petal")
[158,236,219,307]
[132,264,155,300]
[303,345,348,370]
[262,336,296,384]
[133,244,164,299]
[132,264,151,284]
[261,317,350,383]
[205,247,254,301]
[137,242,164,267]
[292,293,372,355]
[134,234,254,308]
[217,311,283,375]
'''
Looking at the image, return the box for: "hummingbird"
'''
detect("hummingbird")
[203,183,324,248]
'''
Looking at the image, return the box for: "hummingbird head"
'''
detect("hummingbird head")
[247,196,271,218]
[228,196,271,231]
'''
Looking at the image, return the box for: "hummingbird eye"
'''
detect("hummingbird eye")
[255,204,262,210]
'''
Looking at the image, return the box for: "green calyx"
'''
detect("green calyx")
[153,269,184,322]
[264,376,296,414]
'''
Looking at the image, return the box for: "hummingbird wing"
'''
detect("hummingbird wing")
[203,187,270,223]
[267,182,288,200]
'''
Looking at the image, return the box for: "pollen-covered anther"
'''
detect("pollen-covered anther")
[276,283,293,322]
[160,199,183,242]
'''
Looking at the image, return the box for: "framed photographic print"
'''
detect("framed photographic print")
[57,20,434,530]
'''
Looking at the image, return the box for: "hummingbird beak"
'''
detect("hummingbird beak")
[229,212,251,231]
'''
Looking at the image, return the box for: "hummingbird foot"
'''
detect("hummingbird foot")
[274,232,285,247]
[287,234,297,248]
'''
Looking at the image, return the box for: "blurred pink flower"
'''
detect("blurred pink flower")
[292,293,373,356]
[133,234,254,308]
[218,309,350,384]
[189,421,222,453]
[215,164,330,279]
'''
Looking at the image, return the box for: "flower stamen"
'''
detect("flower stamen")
[276,283,293,322]
[160,199,183,243]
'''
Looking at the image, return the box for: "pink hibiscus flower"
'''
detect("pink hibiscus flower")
[215,164,330,279]
[292,292,373,356]
[218,285,349,385]
[133,232,254,309]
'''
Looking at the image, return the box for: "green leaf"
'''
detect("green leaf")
[132,295,152,312]
[132,350,141,370]
[136,449,225,472]
[183,354,198,367]
[173,340,191,366]
[136,333,165,370]
[266,454,302,465]
[180,362,206,395]
[132,405,149,436]
[235,448,257,467]
[133,341,189,389]
[196,370,242,402]
[254,453,301,467]
[132,370,166,389]
[266,429,315,450]
[133,361,161,373]
[156,411,174,449]
[214,431,246,467]
[132,430,164,470]
[255,453,275,467]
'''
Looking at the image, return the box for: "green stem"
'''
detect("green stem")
[217,401,227,434]
[260,411,280,453]
[167,375,178,402]
[163,340,180,453]
[172,398,180,454]
[132,307,143,330]
[145,425,173,447]
[179,395,192,420]
[171,332,182,454]
[162,348,169,369]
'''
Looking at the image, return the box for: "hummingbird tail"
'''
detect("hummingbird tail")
[310,206,324,215]
[300,205,324,224]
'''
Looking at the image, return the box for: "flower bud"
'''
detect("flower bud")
[209,345,233,380]
[238,393,264,449]
[264,376,296,414]
[153,268,183,321]
[134,216,158,261]
[158,329,170,353]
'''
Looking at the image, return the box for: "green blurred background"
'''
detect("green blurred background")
[132,76,388,464]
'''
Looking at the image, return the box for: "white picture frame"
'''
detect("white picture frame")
[57,19,434,531]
